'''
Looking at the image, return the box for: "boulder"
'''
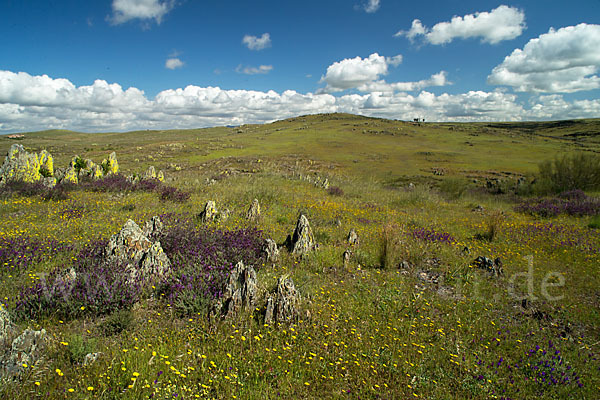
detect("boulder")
[157,170,165,182]
[473,256,503,277]
[199,201,217,223]
[321,178,329,189]
[105,218,171,284]
[0,144,44,185]
[142,215,164,238]
[265,276,301,325]
[101,152,119,175]
[143,166,157,180]
[347,228,359,245]
[289,214,316,256]
[83,352,102,367]
[263,238,280,263]
[60,165,78,184]
[246,199,260,220]
[3,329,47,377]
[342,249,352,266]
[217,208,230,222]
[210,261,257,321]
[0,306,15,347]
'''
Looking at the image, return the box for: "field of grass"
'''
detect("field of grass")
[1,113,599,399]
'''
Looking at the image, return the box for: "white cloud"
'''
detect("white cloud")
[320,53,391,92]
[242,33,271,50]
[364,0,380,13]
[1,70,599,133]
[488,23,600,93]
[109,0,174,25]
[165,58,184,70]
[396,5,525,44]
[319,53,447,93]
[236,65,273,75]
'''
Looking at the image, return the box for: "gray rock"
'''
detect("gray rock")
[217,208,230,222]
[473,256,503,277]
[263,239,279,263]
[289,214,316,256]
[347,228,359,246]
[0,306,14,347]
[3,329,46,377]
[246,199,260,221]
[83,352,102,367]
[342,249,352,266]
[199,201,217,223]
[0,144,48,185]
[143,166,157,180]
[105,219,171,285]
[264,276,301,325]
[41,176,57,188]
[321,178,329,189]
[142,215,164,238]
[210,261,257,321]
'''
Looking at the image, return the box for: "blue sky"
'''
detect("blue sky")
[0,0,599,133]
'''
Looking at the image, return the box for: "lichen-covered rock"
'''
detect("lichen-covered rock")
[321,178,329,189]
[289,214,316,256]
[265,276,301,325]
[101,152,119,176]
[143,166,157,180]
[60,165,78,184]
[0,306,15,347]
[246,199,260,220]
[41,177,57,188]
[210,261,257,321]
[0,144,43,185]
[142,215,164,239]
[343,249,352,266]
[263,239,279,263]
[83,352,102,367]
[157,170,165,182]
[347,228,359,245]
[199,201,217,223]
[217,208,230,222]
[3,329,46,377]
[90,163,103,179]
[38,149,53,177]
[105,218,171,284]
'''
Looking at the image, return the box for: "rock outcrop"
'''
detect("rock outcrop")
[143,215,164,239]
[105,218,171,284]
[0,306,15,347]
[473,256,503,277]
[347,228,359,245]
[210,261,257,321]
[246,199,260,221]
[288,214,316,256]
[263,239,280,263]
[2,329,47,377]
[265,276,301,325]
[199,201,217,223]
[0,144,54,186]
[143,166,157,180]
[101,152,119,175]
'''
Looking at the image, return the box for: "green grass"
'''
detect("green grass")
[1,113,599,399]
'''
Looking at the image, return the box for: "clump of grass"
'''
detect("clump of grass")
[65,333,97,364]
[475,211,504,242]
[101,309,134,336]
[536,152,600,194]
[588,215,600,229]
[379,223,403,269]
[438,176,470,199]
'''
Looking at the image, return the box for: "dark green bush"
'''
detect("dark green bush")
[537,153,600,194]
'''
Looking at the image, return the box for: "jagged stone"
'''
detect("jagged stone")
[217,208,230,222]
[105,218,171,284]
[210,261,257,321]
[142,215,164,238]
[101,152,119,176]
[41,177,56,188]
[342,249,352,266]
[3,329,47,377]
[264,276,301,325]
[38,149,54,177]
[347,228,359,245]
[199,201,217,223]
[289,214,316,256]
[60,165,78,184]
[90,164,103,179]
[246,199,260,221]
[321,178,329,189]
[157,170,165,182]
[0,306,15,347]
[143,166,157,180]
[83,352,102,367]
[0,144,48,185]
[263,239,280,263]
[473,256,503,277]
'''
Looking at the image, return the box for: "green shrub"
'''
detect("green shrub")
[101,309,134,336]
[536,153,600,194]
[439,177,470,199]
[588,215,600,229]
[65,334,97,365]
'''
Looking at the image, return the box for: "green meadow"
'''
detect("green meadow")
[1,113,599,399]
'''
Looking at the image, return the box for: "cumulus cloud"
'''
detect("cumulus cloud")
[396,5,525,44]
[236,65,273,75]
[242,33,271,50]
[488,23,600,93]
[109,0,174,25]
[364,0,380,13]
[319,53,447,93]
[165,58,184,70]
[1,70,599,133]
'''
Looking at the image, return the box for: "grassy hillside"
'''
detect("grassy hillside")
[1,114,599,399]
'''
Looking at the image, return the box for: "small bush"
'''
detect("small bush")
[536,153,600,194]
[379,224,403,269]
[439,177,469,199]
[588,215,600,229]
[475,211,504,242]
[327,186,344,196]
[159,186,191,202]
[65,334,97,364]
[101,309,134,336]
